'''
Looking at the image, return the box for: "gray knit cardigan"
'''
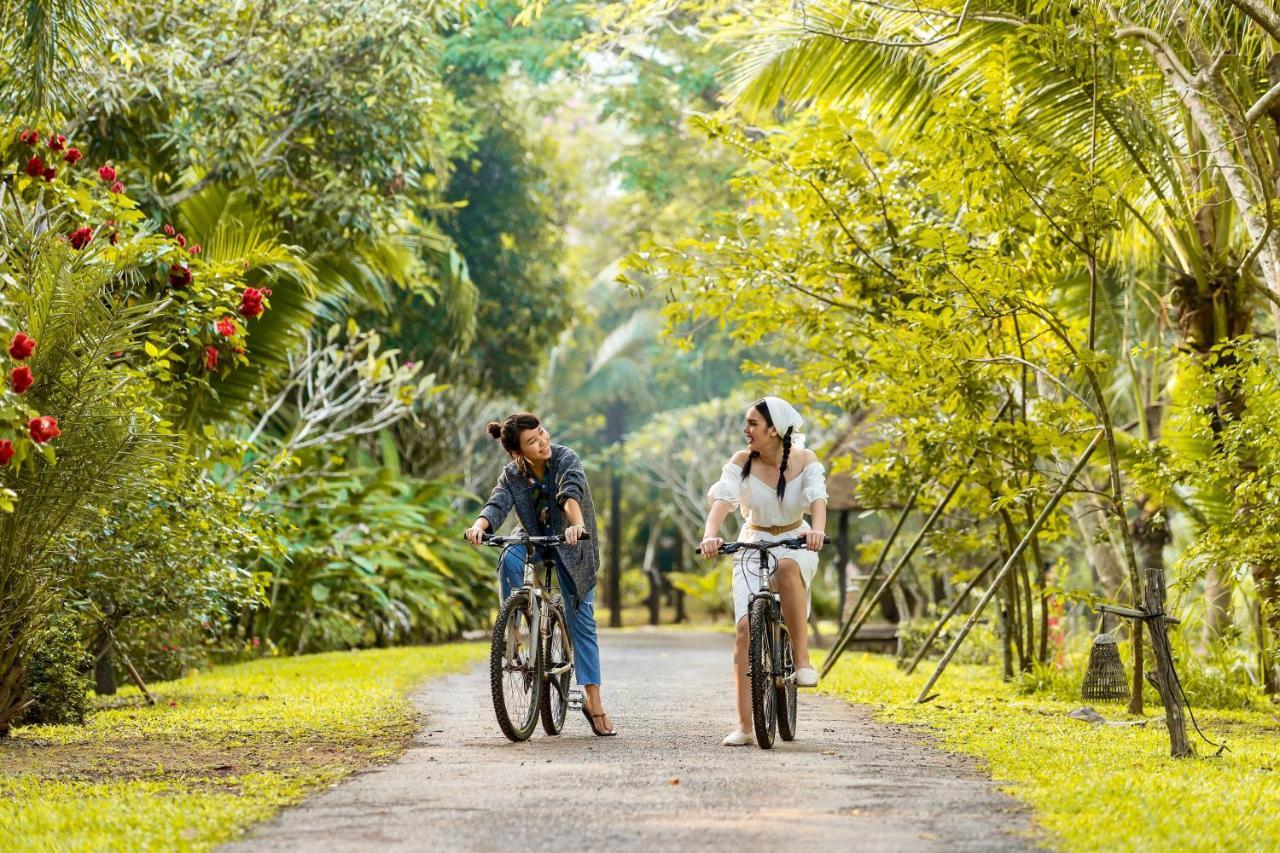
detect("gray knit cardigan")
[478,444,601,599]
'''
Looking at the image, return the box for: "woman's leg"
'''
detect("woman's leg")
[555,561,612,731]
[775,558,812,670]
[498,545,527,601]
[733,615,752,731]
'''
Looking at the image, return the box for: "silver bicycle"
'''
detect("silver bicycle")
[478,533,583,742]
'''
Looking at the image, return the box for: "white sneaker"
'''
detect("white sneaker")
[722,728,754,746]
[795,667,819,687]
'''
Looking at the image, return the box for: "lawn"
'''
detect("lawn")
[820,652,1280,851]
[0,643,485,851]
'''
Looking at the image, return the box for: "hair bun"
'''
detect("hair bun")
[486,421,502,440]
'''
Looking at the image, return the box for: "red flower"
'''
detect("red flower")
[98,164,116,182]
[42,166,57,182]
[167,263,193,289]
[162,224,175,237]
[0,440,13,466]
[23,155,44,177]
[10,365,33,394]
[18,128,38,145]
[204,345,219,370]
[189,244,202,255]
[68,227,93,249]
[176,233,187,248]
[28,416,60,444]
[239,287,266,318]
[63,147,83,165]
[216,317,236,337]
[110,181,125,195]
[8,333,36,360]
[48,134,66,151]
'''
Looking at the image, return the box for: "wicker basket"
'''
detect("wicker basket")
[1081,632,1129,703]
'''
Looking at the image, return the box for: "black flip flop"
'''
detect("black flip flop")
[581,705,617,736]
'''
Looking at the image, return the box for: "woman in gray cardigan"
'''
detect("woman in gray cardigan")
[464,411,616,736]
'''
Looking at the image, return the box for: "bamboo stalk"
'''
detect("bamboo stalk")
[904,554,999,675]
[820,474,966,678]
[916,432,1103,703]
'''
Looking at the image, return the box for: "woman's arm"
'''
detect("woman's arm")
[562,498,587,545]
[805,498,828,551]
[699,499,734,558]
[466,470,514,545]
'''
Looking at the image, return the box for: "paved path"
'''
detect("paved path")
[226,631,1031,852]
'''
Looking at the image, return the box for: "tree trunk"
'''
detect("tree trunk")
[1073,494,1127,601]
[642,515,661,626]
[835,509,850,619]
[1253,562,1280,694]
[674,542,687,623]
[606,401,627,629]
[0,645,30,737]
[93,633,117,696]
[1143,565,1191,757]
[1202,566,1234,647]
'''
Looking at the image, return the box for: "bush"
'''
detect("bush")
[23,620,91,726]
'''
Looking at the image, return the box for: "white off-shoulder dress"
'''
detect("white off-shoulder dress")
[707,459,829,623]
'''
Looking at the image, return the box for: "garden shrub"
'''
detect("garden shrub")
[22,619,91,726]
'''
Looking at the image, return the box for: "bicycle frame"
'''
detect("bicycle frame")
[489,535,577,688]
[742,544,794,690]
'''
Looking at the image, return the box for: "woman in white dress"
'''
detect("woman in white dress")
[700,397,828,746]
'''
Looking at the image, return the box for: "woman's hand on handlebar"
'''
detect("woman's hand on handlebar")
[804,529,826,551]
[464,524,487,546]
[564,523,587,546]
[699,536,723,559]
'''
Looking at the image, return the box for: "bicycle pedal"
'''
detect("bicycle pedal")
[568,689,585,710]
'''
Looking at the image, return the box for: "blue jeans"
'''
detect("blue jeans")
[499,544,602,687]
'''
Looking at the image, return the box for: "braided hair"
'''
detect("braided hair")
[740,399,793,503]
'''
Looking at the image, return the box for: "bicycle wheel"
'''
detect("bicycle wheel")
[490,590,541,742]
[776,625,798,742]
[539,604,573,735]
[748,597,778,749]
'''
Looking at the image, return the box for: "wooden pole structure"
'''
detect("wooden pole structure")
[820,470,970,679]
[904,554,1000,674]
[845,486,919,624]
[915,431,1103,703]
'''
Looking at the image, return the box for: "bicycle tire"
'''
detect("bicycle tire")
[490,589,541,742]
[539,603,572,735]
[776,625,798,742]
[749,597,778,749]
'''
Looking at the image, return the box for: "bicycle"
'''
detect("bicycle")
[718,534,829,749]
[475,532,585,742]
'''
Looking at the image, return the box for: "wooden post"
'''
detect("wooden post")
[1143,565,1190,756]
[916,432,1102,703]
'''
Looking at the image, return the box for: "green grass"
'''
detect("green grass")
[819,652,1280,851]
[0,643,485,851]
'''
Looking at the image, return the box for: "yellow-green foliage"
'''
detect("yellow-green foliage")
[820,653,1280,851]
[1,643,484,851]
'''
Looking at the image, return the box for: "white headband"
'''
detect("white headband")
[760,396,806,451]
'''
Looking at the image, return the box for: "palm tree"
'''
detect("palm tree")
[539,284,658,627]
[721,0,1280,693]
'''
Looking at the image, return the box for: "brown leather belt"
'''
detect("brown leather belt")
[748,520,803,535]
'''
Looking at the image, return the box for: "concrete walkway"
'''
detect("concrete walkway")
[226,631,1032,852]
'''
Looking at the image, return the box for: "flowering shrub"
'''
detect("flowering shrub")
[0,118,293,733]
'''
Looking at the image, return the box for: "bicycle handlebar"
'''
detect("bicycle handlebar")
[717,535,831,555]
[467,532,590,547]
